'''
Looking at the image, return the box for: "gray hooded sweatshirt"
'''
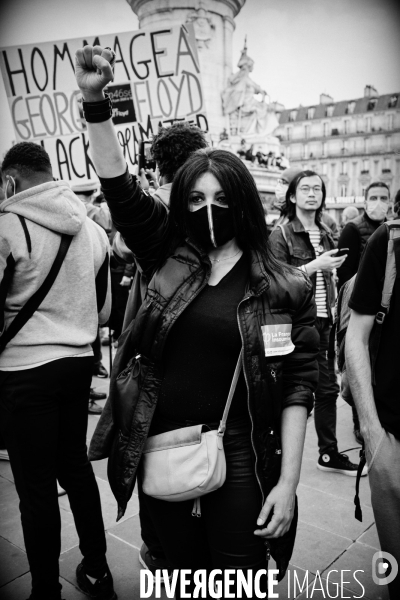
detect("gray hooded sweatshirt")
[0,180,111,370]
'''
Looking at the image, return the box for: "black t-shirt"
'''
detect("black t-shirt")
[349,224,400,439]
[154,254,249,427]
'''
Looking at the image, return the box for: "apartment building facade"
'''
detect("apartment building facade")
[274,86,400,219]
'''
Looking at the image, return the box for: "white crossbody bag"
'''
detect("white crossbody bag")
[142,351,243,516]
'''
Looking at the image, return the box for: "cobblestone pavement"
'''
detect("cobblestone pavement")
[0,350,389,599]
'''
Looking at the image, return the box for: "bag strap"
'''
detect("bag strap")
[217,350,243,436]
[0,231,73,354]
[369,221,400,384]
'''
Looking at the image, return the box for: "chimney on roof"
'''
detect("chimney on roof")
[364,85,378,97]
[320,93,334,105]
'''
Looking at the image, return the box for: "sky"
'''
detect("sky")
[1,0,399,157]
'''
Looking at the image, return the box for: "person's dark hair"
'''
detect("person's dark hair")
[159,148,288,278]
[285,170,326,222]
[364,181,390,200]
[1,142,52,179]
[150,122,207,182]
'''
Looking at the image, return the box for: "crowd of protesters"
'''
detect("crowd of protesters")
[0,43,399,600]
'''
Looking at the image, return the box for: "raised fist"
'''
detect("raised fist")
[75,45,115,101]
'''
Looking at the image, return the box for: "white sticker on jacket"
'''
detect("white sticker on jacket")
[261,324,295,357]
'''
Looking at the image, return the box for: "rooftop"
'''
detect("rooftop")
[278,92,400,124]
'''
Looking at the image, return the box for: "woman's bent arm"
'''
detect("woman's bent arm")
[254,405,307,539]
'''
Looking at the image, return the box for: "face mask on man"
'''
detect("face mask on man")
[187,204,235,250]
[365,199,389,222]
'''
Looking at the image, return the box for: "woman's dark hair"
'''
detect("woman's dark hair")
[158,148,288,277]
[285,170,326,222]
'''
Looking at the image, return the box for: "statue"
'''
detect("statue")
[222,38,279,137]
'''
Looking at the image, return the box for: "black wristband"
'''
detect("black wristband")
[82,93,113,123]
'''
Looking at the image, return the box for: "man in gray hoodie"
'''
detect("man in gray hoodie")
[0,143,116,600]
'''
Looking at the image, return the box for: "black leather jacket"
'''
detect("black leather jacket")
[269,216,336,321]
[90,170,319,576]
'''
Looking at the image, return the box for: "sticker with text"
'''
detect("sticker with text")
[261,324,295,357]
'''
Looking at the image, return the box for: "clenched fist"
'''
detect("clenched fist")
[75,45,115,102]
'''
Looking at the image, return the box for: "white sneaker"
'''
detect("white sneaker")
[0,449,9,461]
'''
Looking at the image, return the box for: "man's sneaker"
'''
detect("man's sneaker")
[139,543,172,583]
[90,388,107,401]
[76,562,117,599]
[0,449,10,461]
[317,450,368,476]
[93,362,108,378]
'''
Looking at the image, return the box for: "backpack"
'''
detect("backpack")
[329,219,400,404]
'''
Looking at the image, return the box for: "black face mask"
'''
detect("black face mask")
[187,204,235,250]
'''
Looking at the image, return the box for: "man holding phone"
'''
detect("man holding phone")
[269,170,367,476]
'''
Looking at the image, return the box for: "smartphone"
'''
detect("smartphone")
[137,141,156,172]
[336,248,349,258]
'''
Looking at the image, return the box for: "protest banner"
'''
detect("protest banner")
[0,24,208,181]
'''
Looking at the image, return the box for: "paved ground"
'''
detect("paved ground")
[0,349,389,599]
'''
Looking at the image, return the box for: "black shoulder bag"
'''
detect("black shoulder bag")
[0,228,73,355]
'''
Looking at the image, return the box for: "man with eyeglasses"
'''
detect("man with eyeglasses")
[272,167,339,240]
[269,170,368,476]
[337,181,391,290]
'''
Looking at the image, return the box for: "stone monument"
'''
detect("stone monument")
[221,38,280,154]
[126,0,246,141]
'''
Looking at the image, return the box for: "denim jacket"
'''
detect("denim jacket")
[269,216,336,321]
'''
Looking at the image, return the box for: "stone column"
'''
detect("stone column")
[126,0,246,141]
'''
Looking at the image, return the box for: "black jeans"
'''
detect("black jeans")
[0,357,108,599]
[139,416,268,599]
[314,317,340,454]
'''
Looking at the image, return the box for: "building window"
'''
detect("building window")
[323,122,329,137]
[289,110,297,122]
[304,124,311,139]
[342,140,348,154]
[326,105,334,117]
[303,144,308,159]
[362,158,369,172]
[341,161,348,174]
[340,184,347,197]
[322,142,327,157]
[343,120,349,134]
[287,127,292,140]
[387,114,394,130]
[364,138,370,153]
[366,117,372,132]
[307,107,315,120]
[347,101,356,114]
[367,98,377,111]
[322,163,328,175]
[388,95,398,108]
[374,160,380,175]
[331,163,336,177]
[384,157,391,171]
[386,136,392,152]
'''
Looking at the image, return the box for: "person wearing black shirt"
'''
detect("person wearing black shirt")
[74,45,319,597]
[346,222,400,599]
[337,182,391,290]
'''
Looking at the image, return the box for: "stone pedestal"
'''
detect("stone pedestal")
[126,0,246,141]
